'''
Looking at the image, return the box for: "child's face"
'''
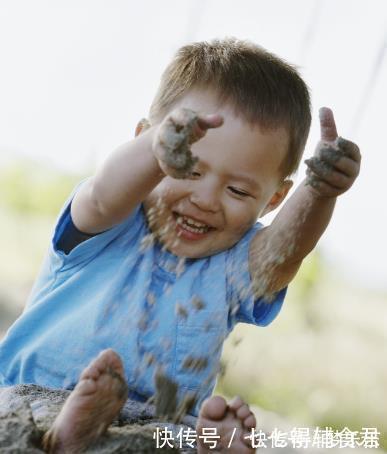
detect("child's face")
[143,89,291,259]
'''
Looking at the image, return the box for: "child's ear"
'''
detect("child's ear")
[261,179,293,216]
[135,118,151,137]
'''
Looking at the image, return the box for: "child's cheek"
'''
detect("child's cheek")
[233,216,256,237]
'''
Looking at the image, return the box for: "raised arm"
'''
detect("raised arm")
[71,109,223,234]
[249,107,361,297]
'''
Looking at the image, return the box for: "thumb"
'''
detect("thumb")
[197,113,224,130]
[319,107,338,142]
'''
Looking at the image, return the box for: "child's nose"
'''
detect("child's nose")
[189,183,221,212]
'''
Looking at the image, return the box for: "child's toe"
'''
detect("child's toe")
[75,378,98,396]
[243,413,256,429]
[236,403,251,420]
[95,349,123,374]
[80,364,100,381]
[105,349,124,367]
[199,395,228,421]
[229,395,244,412]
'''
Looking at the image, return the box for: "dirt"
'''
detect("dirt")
[158,108,199,179]
[305,136,350,187]
[154,368,179,421]
[0,385,196,453]
[0,402,42,453]
[239,196,314,304]
[243,135,354,304]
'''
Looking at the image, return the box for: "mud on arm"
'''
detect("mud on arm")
[248,107,361,299]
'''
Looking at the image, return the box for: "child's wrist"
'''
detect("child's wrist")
[304,179,338,202]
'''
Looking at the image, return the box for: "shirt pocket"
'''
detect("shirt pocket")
[174,309,226,391]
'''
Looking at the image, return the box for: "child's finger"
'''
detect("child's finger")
[318,149,360,178]
[305,170,341,197]
[188,114,223,144]
[170,108,193,125]
[319,107,338,142]
[305,157,351,189]
[337,137,361,163]
[197,114,224,130]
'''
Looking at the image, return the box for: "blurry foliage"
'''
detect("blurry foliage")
[0,160,84,217]
[217,254,387,450]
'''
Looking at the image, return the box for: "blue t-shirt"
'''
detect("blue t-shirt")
[0,181,286,415]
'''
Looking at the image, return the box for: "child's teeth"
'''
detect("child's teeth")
[183,216,207,228]
[176,215,210,233]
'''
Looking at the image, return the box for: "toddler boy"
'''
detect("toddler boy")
[0,38,360,453]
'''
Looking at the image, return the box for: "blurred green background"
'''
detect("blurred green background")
[0,158,386,450]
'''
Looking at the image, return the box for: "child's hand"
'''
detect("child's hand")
[153,107,223,179]
[305,107,361,198]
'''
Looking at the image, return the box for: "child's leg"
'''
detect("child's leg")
[196,395,256,453]
[42,348,128,453]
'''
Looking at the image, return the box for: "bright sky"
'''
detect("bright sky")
[0,0,386,290]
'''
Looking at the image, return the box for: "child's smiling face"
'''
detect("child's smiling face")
[143,89,291,259]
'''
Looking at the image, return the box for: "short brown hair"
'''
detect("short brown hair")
[149,38,311,178]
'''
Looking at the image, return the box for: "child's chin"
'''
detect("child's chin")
[168,246,203,259]
[164,241,208,259]
[169,240,225,259]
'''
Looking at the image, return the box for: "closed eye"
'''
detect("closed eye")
[190,172,201,178]
[228,186,250,197]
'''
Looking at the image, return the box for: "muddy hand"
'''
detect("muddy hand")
[305,107,361,197]
[153,107,223,179]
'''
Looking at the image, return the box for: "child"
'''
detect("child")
[0,38,360,453]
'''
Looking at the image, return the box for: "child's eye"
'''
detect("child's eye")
[228,186,249,197]
[190,172,201,178]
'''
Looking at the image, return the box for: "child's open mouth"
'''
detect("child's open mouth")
[173,212,215,240]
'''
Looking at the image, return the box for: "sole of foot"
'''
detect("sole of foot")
[42,348,128,453]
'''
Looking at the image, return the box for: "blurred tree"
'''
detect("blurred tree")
[0,160,83,217]
[292,250,325,331]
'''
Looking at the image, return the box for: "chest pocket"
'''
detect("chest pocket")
[174,308,227,391]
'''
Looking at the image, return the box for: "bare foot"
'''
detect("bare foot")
[42,349,128,453]
[196,395,256,453]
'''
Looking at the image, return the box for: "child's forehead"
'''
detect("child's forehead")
[174,87,228,113]
[178,87,289,139]
[194,131,288,189]
[172,87,290,177]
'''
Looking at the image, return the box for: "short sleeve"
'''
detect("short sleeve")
[50,179,143,271]
[55,208,97,254]
[225,223,287,328]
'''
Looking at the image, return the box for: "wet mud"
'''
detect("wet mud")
[305,136,350,187]
[157,108,199,179]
